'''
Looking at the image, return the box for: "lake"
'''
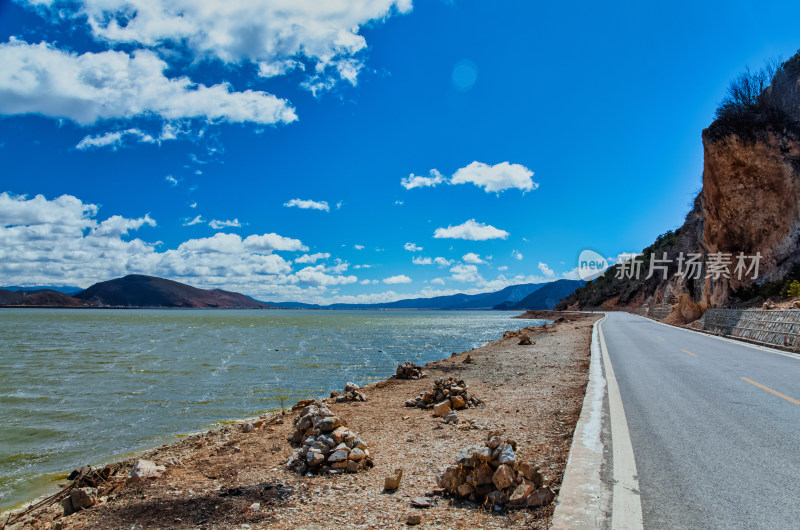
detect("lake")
[0,308,538,510]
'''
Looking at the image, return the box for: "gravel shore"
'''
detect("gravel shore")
[6,311,599,529]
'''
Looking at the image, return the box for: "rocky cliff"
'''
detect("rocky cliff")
[558,50,800,321]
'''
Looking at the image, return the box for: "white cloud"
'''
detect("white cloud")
[497,265,508,271]
[354,244,365,250]
[404,242,422,252]
[284,198,330,212]
[561,267,581,280]
[294,252,330,264]
[294,265,357,286]
[431,278,445,285]
[449,264,482,284]
[0,40,297,126]
[336,201,343,210]
[401,169,445,190]
[258,59,304,78]
[164,175,178,186]
[433,219,509,241]
[401,162,537,194]
[182,215,204,226]
[27,0,412,94]
[0,192,97,228]
[462,252,486,264]
[209,218,241,229]
[77,123,195,150]
[383,274,412,284]
[434,257,454,267]
[513,250,524,261]
[359,279,378,285]
[189,202,197,209]
[394,200,404,205]
[76,128,155,150]
[93,213,156,236]
[450,161,537,193]
[412,256,433,265]
[243,233,308,252]
[537,261,555,278]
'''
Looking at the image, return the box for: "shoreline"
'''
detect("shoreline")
[5,311,599,529]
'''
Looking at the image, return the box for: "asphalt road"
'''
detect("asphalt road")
[601,311,800,529]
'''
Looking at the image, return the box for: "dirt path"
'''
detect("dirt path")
[7,311,599,530]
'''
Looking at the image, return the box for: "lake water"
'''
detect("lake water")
[0,309,538,510]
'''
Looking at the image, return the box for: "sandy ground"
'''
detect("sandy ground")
[5,311,599,530]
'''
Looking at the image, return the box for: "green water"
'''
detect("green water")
[0,309,538,510]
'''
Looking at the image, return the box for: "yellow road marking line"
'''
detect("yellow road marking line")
[680,349,697,358]
[656,336,665,341]
[741,377,800,406]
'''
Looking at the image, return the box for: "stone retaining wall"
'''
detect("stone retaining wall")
[698,309,800,351]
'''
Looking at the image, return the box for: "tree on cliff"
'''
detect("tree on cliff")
[712,50,800,139]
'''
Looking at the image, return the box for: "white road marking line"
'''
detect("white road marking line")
[599,318,644,529]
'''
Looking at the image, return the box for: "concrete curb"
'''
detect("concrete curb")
[551,315,610,529]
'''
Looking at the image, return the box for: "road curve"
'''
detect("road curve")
[601,311,800,529]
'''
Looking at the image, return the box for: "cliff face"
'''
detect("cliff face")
[558,51,800,319]
[698,130,800,306]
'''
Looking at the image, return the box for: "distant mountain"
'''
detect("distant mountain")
[494,279,585,310]
[0,289,24,305]
[267,282,547,310]
[73,275,275,309]
[0,285,83,295]
[10,290,86,307]
[450,283,544,309]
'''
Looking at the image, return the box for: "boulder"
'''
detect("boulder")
[328,449,349,462]
[457,482,474,497]
[306,451,325,467]
[526,487,555,507]
[437,465,465,493]
[316,417,341,432]
[449,395,466,409]
[441,411,458,424]
[517,462,543,488]
[508,484,535,505]
[518,335,533,345]
[496,443,516,465]
[410,496,432,508]
[487,490,507,507]
[348,448,366,461]
[433,400,452,417]
[61,488,97,516]
[127,460,165,483]
[492,464,515,490]
[385,468,403,490]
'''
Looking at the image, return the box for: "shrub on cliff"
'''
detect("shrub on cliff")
[709,51,800,141]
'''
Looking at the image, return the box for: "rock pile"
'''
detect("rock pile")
[436,435,555,510]
[404,377,481,414]
[395,361,424,379]
[286,400,374,475]
[327,382,367,403]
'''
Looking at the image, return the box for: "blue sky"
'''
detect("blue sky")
[1,0,799,303]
